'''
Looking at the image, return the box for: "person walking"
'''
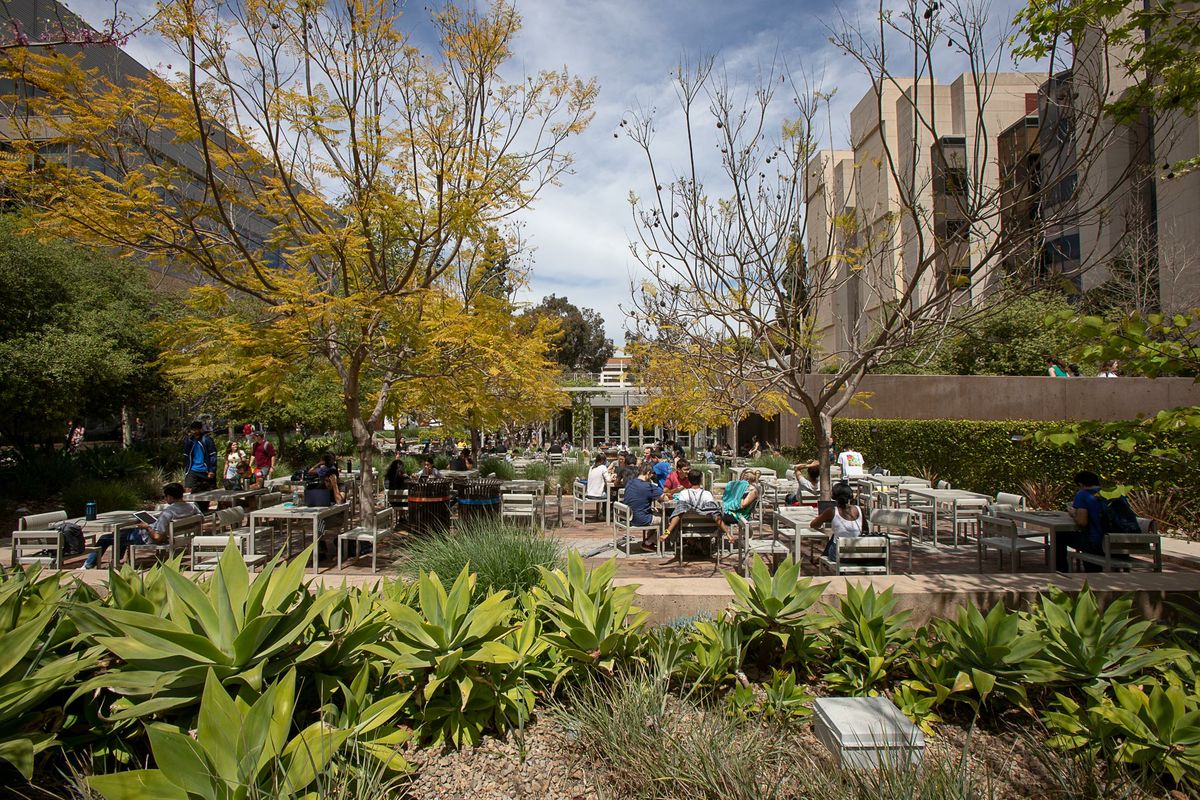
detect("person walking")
[183,421,217,493]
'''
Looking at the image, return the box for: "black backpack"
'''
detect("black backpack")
[1099,495,1141,534]
[56,522,86,556]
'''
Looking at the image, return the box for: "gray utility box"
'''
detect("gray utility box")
[813,696,925,770]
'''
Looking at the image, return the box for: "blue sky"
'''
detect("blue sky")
[64,0,1029,342]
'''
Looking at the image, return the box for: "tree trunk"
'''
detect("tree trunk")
[120,406,133,449]
[470,426,481,460]
[394,423,402,451]
[349,415,377,527]
[812,410,834,500]
[729,413,740,469]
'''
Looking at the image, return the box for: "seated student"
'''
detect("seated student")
[664,470,725,545]
[82,482,199,569]
[585,454,610,499]
[809,482,862,559]
[720,469,761,541]
[416,458,442,480]
[663,459,693,496]
[623,463,664,548]
[307,452,344,503]
[787,460,821,505]
[652,451,673,487]
[448,450,474,471]
[384,451,409,490]
[1058,470,1110,572]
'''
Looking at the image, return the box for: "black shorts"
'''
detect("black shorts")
[185,470,213,491]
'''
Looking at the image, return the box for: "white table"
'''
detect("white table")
[899,487,992,546]
[248,503,349,570]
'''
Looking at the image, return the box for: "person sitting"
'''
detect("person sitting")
[652,451,673,487]
[623,463,664,549]
[307,452,344,504]
[82,482,199,569]
[664,459,694,496]
[384,451,409,490]
[1058,470,1108,572]
[664,470,724,546]
[585,454,610,502]
[448,450,474,471]
[747,436,763,458]
[787,460,821,505]
[720,469,761,542]
[416,458,442,480]
[809,482,862,560]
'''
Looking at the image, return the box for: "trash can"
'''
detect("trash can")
[456,478,503,524]
[408,478,452,535]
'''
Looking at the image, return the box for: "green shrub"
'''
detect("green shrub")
[521,461,549,486]
[61,479,145,517]
[556,461,588,488]
[397,520,564,596]
[478,456,515,480]
[821,584,912,695]
[748,454,791,478]
[786,418,1195,496]
[433,454,449,469]
[71,447,153,481]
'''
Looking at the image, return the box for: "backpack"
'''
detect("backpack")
[1099,495,1141,534]
[56,522,86,557]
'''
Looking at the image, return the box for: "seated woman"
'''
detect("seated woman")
[384,451,409,490]
[809,482,862,560]
[719,469,761,542]
[307,452,344,504]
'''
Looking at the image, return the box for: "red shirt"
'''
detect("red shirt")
[252,440,275,469]
[664,471,692,493]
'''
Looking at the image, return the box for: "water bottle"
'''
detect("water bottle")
[84,501,97,521]
[292,487,302,507]
[346,459,353,473]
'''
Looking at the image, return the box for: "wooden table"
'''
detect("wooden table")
[899,487,992,546]
[247,504,349,570]
[995,509,1078,571]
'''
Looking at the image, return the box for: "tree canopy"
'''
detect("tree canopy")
[521,295,614,374]
[0,213,161,451]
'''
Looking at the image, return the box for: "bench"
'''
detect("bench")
[10,510,69,569]
[190,535,268,571]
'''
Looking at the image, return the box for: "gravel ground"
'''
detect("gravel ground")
[400,718,599,800]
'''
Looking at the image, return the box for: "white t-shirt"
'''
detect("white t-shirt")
[837,450,865,478]
[586,465,610,498]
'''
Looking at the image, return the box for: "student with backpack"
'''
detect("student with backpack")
[1056,470,1139,572]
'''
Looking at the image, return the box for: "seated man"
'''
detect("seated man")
[306,452,344,504]
[585,454,610,501]
[665,470,727,545]
[448,450,474,471]
[82,482,199,569]
[652,452,673,487]
[416,458,442,480]
[836,445,865,478]
[787,460,821,505]
[1057,470,1107,572]
[663,459,693,496]
[622,463,664,549]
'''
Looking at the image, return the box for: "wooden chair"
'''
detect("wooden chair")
[1074,532,1162,573]
[190,534,267,572]
[127,514,204,568]
[337,507,397,573]
[501,493,544,532]
[819,536,890,576]
[612,501,661,555]
[977,515,1049,573]
[869,508,919,573]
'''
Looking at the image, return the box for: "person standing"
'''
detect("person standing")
[184,421,217,493]
[222,441,245,490]
[836,445,865,479]
[250,431,276,488]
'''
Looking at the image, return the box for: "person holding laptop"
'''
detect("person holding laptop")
[81,483,200,569]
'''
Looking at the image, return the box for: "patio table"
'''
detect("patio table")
[248,503,349,571]
[995,509,1078,571]
[66,511,143,570]
[899,487,991,545]
[772,509,826,571]
[188,487,267,509]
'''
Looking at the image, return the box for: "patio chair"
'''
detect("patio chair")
[977,515,1049,573]
[337,507,397,574]
[869,508,919,573]
[127,514,204,568]
[501,493,544,532]
[672,512,722,564]
[572,481,608,524]
[11,510,70,569]
[741,525,791,575]
[612,501,661,556]
[190,535,267,572]
[1074,531,1162,573]
[952,498,991,546]
[818,536,889,576]
[212,507,273,555]
[995,492,1026,510]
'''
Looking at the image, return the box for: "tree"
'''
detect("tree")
[0,213,161,453]
[1,0,595,521]
[1015,0,1200,175]
[624,1,1140,497]
[1,1,136,51]
[522,295,614,374]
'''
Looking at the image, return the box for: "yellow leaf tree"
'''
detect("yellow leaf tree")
[1,0,595,519]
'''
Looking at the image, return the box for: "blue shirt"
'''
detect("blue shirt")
[1072,487,1104,543]
[622,477,662,526]
[187,437,209,474]
[652,461,672,487]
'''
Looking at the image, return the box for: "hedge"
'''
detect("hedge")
[784,418,1194,497]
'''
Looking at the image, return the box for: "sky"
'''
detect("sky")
[62,0,1030,344]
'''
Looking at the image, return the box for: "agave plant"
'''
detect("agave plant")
[725,556,825,670]
[533,552,649,683]
[366,565,532,747]
[89,669,352,800]
[70,543,345,720]
[0,567,102,778]
[1028,586,1182,690]
[820,584,913,695]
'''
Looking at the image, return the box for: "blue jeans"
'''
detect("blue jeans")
[82,527,148,568]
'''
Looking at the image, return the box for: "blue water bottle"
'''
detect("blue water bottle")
[84,501,97,521]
